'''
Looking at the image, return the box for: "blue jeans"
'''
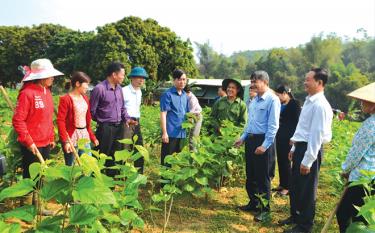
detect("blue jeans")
[63,143,91,166]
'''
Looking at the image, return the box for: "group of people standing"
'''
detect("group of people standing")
[12,60,149,179]
[11,58,374,233]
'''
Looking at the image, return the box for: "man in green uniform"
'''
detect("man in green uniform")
[211,78,247,132]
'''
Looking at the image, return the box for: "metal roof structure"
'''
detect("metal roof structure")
[188,78,251,87]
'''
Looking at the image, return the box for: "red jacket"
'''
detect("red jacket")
[12,83,55,147]
[57,94,97,144]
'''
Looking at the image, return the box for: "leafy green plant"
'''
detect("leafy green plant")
[0,136,149,232]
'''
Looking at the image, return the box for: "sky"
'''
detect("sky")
[1,0,374,56]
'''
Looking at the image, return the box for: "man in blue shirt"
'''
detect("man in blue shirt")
[160,69,189,166]
[235,70,280,222]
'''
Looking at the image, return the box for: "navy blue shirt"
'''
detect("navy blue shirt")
[160,87,189,138]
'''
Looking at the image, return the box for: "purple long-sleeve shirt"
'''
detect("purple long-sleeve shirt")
[90,79,130,123]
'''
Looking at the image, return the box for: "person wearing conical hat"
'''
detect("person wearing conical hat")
[12,58,63,179]
[210,77,247,133]
[122,67,148,174]
[336,82,375,233]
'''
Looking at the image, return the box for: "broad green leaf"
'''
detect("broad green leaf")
[191,153,205,166]
[132,134,138,143]
[45,165,81,181]
[40,178,70,201]
[88,220,108,233]
[120,209,137,226]
[69,204,99,225]
[1,205,36,222]
[134,145,149,161]
[29,162,41,180]
[73,177,116,204]
[182,122,193,129]
[0,221,21,233]
[184,184,195,192]
[36,216,64,233]
[346,222,374,233]
[80,154,101,177]
[132,216,145,229]
[0,179,35,201]
[118,138,133,145]
[195,177,208,186]
[102,212,121,223]
[151,192,171,203]
[114,149,132,162]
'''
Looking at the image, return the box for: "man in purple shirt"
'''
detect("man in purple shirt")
[90,61,135,177]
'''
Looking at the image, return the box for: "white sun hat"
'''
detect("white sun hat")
[347,82,375,104]
[21,58,64,82]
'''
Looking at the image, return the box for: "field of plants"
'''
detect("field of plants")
[0,87,371,233]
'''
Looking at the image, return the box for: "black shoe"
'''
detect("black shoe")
[254,211,271,222]
[283,225,311,233]
[238,204,259,213]
[278,216,295,226]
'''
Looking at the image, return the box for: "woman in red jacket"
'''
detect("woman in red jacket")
[57,71,99,166]
[12,58,63,178]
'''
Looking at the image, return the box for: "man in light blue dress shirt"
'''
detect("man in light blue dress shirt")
[235,70,280,222]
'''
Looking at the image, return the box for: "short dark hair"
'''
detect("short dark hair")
[310,68,328,86]
[65,71,91,90]
[172,69,186,80]
[105,62,125,77]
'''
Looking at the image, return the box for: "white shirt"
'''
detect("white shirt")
[290,92,333,168]
[187,92,202,114]
[122,84,142,118]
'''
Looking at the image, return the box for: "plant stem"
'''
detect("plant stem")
[61,203,69,233]
[163,196,174,233]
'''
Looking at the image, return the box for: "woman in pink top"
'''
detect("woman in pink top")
[57,71,99,166]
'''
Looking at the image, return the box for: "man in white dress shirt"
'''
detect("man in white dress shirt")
[281,68,333,233]
[122,67,148,174]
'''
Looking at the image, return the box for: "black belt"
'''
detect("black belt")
[248,133,265,138]
[100,122,122,127]
[294,141,307,146]
[76,126,86,129]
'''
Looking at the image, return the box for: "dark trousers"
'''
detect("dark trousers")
[269,141,276,180]
[123,120,144,173]
[95,122,125,177]
[161,138,183,167]
[244,134,271,211]
[276,135,292,189]
[21,145,50,179]
[289,142,321,232]
[336,182,375,233]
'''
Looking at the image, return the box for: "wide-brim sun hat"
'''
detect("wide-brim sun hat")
[22,58,64,82]
[222,78,244,99]
[128,67,148,79]
[347,82,375,104]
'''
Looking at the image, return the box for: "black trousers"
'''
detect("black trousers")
[289,142,321,232]
[336,182,375,233]
[21,145,50,179]
[276,135,292,189]
[161,138,183,167]
[95,122,125,177]
[244,134,271,211]
[269,141,276,180]
[123,120,144,174]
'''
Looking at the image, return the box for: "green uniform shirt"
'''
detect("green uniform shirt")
[211,96,247,128]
